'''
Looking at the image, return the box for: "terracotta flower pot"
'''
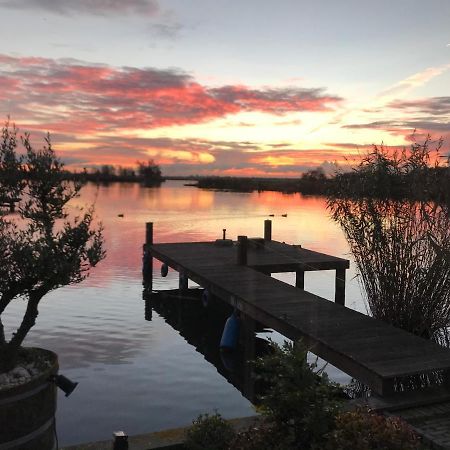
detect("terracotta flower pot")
[0,348,59,450]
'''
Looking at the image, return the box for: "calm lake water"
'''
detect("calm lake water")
[3,181,365,446]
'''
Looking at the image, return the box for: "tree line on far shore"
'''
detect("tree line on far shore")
[57,136,450,201]
[197,138,450,201]
[66,160,163,185]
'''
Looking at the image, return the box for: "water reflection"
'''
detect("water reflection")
[329,197,450,344]
[145,288,271,404]
[3,181,360,445]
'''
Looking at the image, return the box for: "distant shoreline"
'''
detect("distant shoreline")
[66,174,329,195]
[192,176,329,195]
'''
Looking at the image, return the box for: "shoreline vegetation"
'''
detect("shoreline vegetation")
[194,139,450,200]
[59,139,450,201]
[194,171,330,194]
[68,165,450,202]
[63,160,164,186]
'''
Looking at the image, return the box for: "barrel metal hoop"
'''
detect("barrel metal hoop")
[0,382,50,406]
[0,417,54,450]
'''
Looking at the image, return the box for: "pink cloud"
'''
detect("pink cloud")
[1,54,341,134]
[0,54,347,175]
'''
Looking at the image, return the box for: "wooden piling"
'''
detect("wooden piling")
[146,222,153,246]
[237,235,248,265]
[143,290,153,321]
[179,271,188,291]
[335,267,346,305]
[143,222,153,291]
[295,269,305,289]
[264,220,272,241]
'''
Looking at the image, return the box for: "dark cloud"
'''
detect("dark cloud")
[388,97,450,116]
[343,121,393,130]
[343,120,450,133]
[345,97,450,147]
[211,86,341,114]
[0,0,160,16]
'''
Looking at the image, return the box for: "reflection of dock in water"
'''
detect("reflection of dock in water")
[144,288,269,403]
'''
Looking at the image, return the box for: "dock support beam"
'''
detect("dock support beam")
[335,267,346,306]
[264,220,272,241]
[295,269,305,289]
[143,222,153,292]
[237,235,248,265]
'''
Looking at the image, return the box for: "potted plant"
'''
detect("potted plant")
[0,121,105,449]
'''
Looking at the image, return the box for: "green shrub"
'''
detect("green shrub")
[253,340,344,449]
[185,412,235,450]
[324,409,428,450]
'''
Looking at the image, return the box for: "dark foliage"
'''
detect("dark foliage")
[324,409,428,450]
[185,413,235,450]
[0,122,105,372]
[253,340,343,449]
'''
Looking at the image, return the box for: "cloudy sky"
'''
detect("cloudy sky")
[0,0,449,176]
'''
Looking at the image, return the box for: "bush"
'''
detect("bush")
[324,409,428,450]
[253,340,344,449]
[186,342,428,450]
[185,413,235,450]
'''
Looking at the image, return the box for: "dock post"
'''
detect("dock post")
[179,271,188,291]
[143,222,153,291]
[237,235,248,265]
[264,219,272,241]
[295,269,305,289]
[146,222,153,246]
[142,289,152,321]
[335,267,346,306]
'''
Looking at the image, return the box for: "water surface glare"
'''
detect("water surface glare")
[3,181,363,446]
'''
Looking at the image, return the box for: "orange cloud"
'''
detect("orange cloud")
[252,155,297,167]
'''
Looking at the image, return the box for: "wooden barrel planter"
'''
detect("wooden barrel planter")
[0,348,58,450]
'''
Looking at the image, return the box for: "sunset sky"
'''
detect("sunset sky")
[0,0,449,176]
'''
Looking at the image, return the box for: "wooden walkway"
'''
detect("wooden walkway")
[145,224,450,398]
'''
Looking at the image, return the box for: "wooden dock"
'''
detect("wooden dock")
[145,221,450,399]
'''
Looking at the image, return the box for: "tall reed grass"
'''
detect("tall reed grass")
[328,137,450,345]
[329,198,450,345]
